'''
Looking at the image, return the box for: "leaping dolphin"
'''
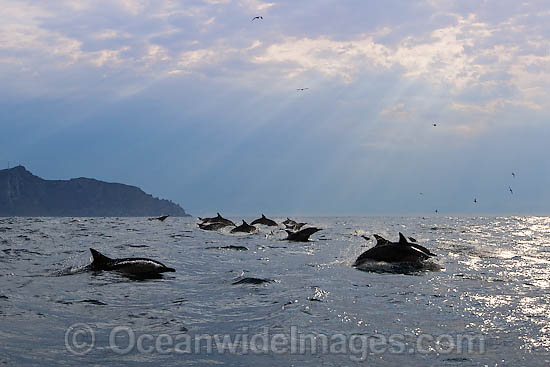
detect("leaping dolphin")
[395,233,435,256]
[199,213,236,226]
[286,222,307,231]
[284,227,321,242]
[149,215,169,221]
[89,248,175,274]
[282,218,297,226]
[198,222,233,231]
[353,233,435,266]
[250,214,278,227]
[372,234,391,246]
[230,220,257,234]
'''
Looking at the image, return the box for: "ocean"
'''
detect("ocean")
[0,216,549,366]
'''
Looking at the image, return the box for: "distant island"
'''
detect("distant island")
[0,166,190,217]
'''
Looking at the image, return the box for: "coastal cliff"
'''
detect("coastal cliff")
[0,166,189,217]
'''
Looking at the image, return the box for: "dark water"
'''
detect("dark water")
[1,216,549,366]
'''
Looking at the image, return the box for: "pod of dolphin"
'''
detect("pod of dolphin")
[87,214,437,276]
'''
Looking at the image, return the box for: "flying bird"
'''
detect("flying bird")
[474,198,477,203]
[433,123,437,127]
[512,172,516,178]
[296,88,309,91]
[509,186,513,194]
[435,209,438,213]
[251,16,263,22]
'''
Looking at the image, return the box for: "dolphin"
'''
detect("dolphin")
[198,222,232,231]
[230,220,257,234]
[232,277,273,285]
[353,233,435,266]
[282,218,297,226]
[284,227,321,242]
[199,213,236,226]
[250,214,278,227]
[285,222,307,231]
[149,215,169,221]
[89,248,175,274]
[373,234,391,246]
[396,233,436,256]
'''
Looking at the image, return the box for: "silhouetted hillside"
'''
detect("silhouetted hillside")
[0,166,189,217]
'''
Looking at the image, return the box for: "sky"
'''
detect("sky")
[1,0,549,216]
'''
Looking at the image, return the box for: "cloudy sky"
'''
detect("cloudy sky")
[1,0,549,215]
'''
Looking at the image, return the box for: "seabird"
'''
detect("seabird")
[251,16,263,21]
[509,187,513,194]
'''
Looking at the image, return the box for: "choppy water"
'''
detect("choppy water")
[1,216,549,366]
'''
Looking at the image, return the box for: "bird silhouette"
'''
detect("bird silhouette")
[509,187,514,194]
[512,172,515,178]
[474,198,477,203]
[251,16,263,22]
[296,88,309,91]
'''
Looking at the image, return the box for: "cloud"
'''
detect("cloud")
[252,36,392,82]
[1,0,550,118]
[379,103,416,121]
[92,29,132,40]
[239,0,275,13]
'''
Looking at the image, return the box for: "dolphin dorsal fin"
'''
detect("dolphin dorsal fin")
[217,213,222,218]
[242,220,248,225]
[398,233,408,245]
[262,214,266,218]
[90,248,111,264]
[373,234,384,245]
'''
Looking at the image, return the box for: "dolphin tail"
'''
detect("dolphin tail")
[90,248,112,266]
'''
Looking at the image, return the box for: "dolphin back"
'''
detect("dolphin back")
[89,248,175,274]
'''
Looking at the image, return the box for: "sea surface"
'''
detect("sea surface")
[0,216,549,366]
